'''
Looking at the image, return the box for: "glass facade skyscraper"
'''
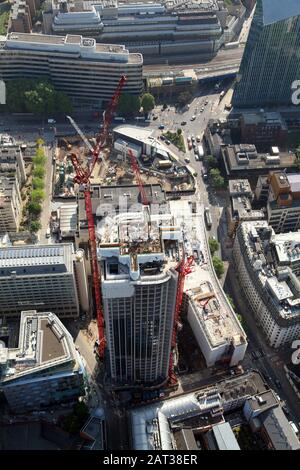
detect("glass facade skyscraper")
[233,0,300,108]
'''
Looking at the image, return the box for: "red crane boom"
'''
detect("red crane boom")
[70,75,127,359]
[127,148,149,206]
[169,256,194,384]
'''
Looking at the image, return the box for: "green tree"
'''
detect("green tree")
[32,152,46,166]
[117,94,141,117]
[140,93,155,114]
[209,237,219,255]
[56,91,73,115]
[31,188,45,203]
[177,128,182,136]
[212,256,225,279]
[28,201,42,216]
[32,177,45,190]
[207,154,218,169]
[33,165,45,178]
[210,168,225,189]
[30,220,42,232]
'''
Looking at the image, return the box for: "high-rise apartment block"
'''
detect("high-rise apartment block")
[0,32,143,105]
[0,310,85,413]
[0,244,89,318]
[233,0,300,107]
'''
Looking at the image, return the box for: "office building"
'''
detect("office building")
[233,0,300,107]
[255,171,300,233]
[97,199,179,388]
[0,244,89,318]
[221,144,297,179]
[233,220,300,348]
[42,0,244,60]
[0,310,85,413]
[0,33,143,105]
[227,179,265,237]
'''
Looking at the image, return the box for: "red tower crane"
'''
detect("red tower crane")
[127,148,149,206]
[69,75,127,359]
[169,255,194,384]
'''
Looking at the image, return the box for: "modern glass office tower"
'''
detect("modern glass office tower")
[233,0,300,108]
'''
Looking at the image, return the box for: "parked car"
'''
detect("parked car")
[158,124,165,130]
[165,140,171,145]
[181,121,187,125]
[160,135,166,141]
[185,157,190,163]
[190,115,196,121]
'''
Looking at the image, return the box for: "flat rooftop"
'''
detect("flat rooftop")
[0,310,79,383]
[0,244,73,275]
[78,184,166,221]
[4,33,142,64]
[40,319,65,363]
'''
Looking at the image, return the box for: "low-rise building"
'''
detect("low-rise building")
[239,111,288,149]
[0,310,85,413]
[227,179,265,237]
[233,220,300,347]
[221,144,297,178]
[0,243,89,318]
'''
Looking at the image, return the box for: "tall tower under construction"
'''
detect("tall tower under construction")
[96,188,180,388]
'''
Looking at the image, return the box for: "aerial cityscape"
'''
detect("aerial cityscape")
[0,0,300,455]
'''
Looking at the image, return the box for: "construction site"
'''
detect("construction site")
[52,130,196,199]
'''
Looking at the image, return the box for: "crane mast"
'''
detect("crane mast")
[69,75,127,359]
[169,256,194,384]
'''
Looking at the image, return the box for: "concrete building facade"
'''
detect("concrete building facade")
[0,32,143,106]
[0,244,89,318]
